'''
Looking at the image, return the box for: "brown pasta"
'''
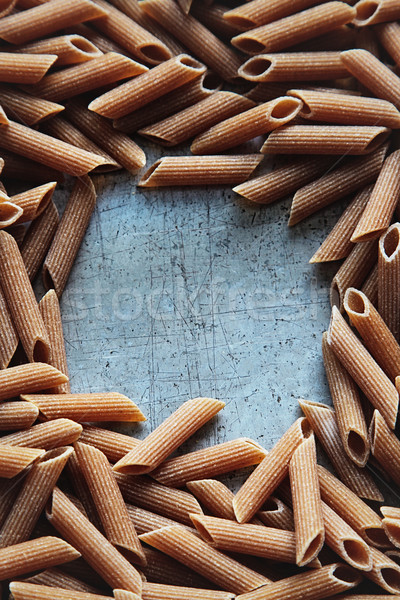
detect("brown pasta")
[15,34,102,66]
[0,86,64,127]
[0,53,56,84]
[258,496,295,531]
[223,0,323,30]
[370,409,400,488]
[0,401,38,430]
[353,0,400,26]
[0,418,82,450]
[186,479,236,521]
[113,397,224,474]
[141,546,214,589]
[0,445,44,478]
[9,582,113,600]
[79,425,140,462]
[10,182,56,224]
[362,263,379,306]
[65,450,103,531]
[20,566,104,594]
[231,2,356,54]
[239,52,349,82]
[39,290,70,394]
[138,155,263,187]
[190,2,242,41]
[376,21,400,67]
[126,502,189,536]
[23,392,146,422]
[381,506,400,548]
[0,199,22,229]
[20,200,59,282]
[366,546,400,594]
[379,223,400,341]
[0,150,64,184]
[0,286,18,369]
[43,175,96,297]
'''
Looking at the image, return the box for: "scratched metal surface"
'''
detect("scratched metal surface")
[51,145,342,457]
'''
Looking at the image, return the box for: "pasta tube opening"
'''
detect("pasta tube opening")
[347,429,368,465]
[302,532,325,565]
[381,566,400,592]
[354,1,379,25]
[240,57,272,79]
[0,201,22,227]
[233,37,265,55]
[332,564,361,584]
[383,521,400,547]
[70,34,101,56]
[189,515,214,544]
[382,224,400,260]
[345,288,367,315]
[141,43,171,64]
[342,538,373,570]
[270,97,301,120]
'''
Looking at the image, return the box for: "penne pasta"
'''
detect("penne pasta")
[362,263,379,306]
[190,2,242,41]
[376,21,400,66]
[0,150,64,184]
[43,175,96,297]
[381,506,400,548]
[379,223,400,341]
[113,397,224,474]
[126,502,189,536]
[10,182,56,225]
[0,445,44,479]
[0,199,22,230]
[0,85,64,127]
[89,54,206,119]
[9,582,113,600]
[39,290,70,394]
[370,409,400,488]
[186,479,236,521]
[22,392,146,422]
[0,418,82,450]
[353,0,400,26]
[239,52,349,82]
[366,546,400,594]
[138,155,263,187]
[15,34,102,66]
[79,425,140,462]
[65,449,103,531]
[142,546,214,589]
[0,401,38,430]
[0,52,56,84]
[20,566,104,594]
[0,363,66,401]
[223,0,324,30]
[20,200,59,282]
[142,582,235,600]
[258,496,295,531]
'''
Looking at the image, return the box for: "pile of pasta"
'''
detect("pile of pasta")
[2,0,400,599]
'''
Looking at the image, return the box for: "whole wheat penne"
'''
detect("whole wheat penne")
[0,446,72,547]
[331,240,378,311]
[139,0,242,81]
[354,0,400,26]
[139,525,271,593]
[74,442,145,565]
[190,2,242,41]
[113,397,224,474]
[223,0,323,30]
[0,199,22,229]
[0,150,64,184]
[0,86,64,127]
[0,0,107,45]
[376,21,400,66]
[65,449,103,531]
[151,438,267,487]
[231,2,356,54]
[379,223,400,341]
[381,507,400,548]
[43,175,96,297]
[142,546,214,589]
[23,392,145,422]
[0,52,56,84]
[20,200,59,282]
[258,496,295,531]
[39,290,70,394]
[79,425,140,462]
[0,0,14,17]
[113,73,218,133]
[63,100,146,173]
[91,0,172,65]
[310,185,373,263]
[186,479,236,520]
[234,563,361,600]
[370,409,400,487]
[9,582,113,600]
[0,401,38,430]
[341,49,400,109]
[239,52,349,82]
[233,418,311,523]
[0,120,107,176]
[126,502,189,536]
[0,363,66,402]
[0,536,80,580]
[322,331,369,467]
[362,263,379,306]
[299,399,382,500]
[21,567,104,594]
[289,435,324,566]
[15,34,102,66]
[0,230,50,362]
[47,487,143,594]
[233,156,332,206]
[139,155,262,187]
[139,92,255,147]
[10,182,56,224]
[0,418,82,449]
[289,144,387,225]
[0,445,44,478]
[366,547,400,594]
[69,22,130,55]
[191,514,297,563]
[116,474,203,526]
[328,306,399,429]
[344,288,400,382]
[0,476,24,530]
[89,54,206,120]
[262,125,390,155]
[27,52,147,103]
[191,97,301,154]
[141,582,235,600]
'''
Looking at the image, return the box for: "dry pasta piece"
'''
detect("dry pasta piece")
[322,331,369,467]
[239,52,349,82]
[191,97,301,154]
[139,92,255,147]
[231,2,356,54]
[0,445,44,478]
[67,22,129,55]
[139,0,242,81]
[23,392,145,422]
[0,53,56,84]
[0,121,107,176]
[223,0,322,30]
[233,417,311,523]
[353,0,400,26]
[0,0,15,17]
[344,288,400,382]
[141,546,215,588]
[43,175,96,297]
[379,223,400,341]
[366,547,400,594]
[64,100,146,173]
[74,442,145,565]
[289,435,324,566]
[9,582,114,600]
[328,307,399,429]
[138,155,263,187]
[234,563,361,600]
[0,86,64,127]
[126,502,189,536]
[331,240,378,312]
[20,200,59,282]
[299,399,382,501]
[289,144,387,226]
[0,364,67,407]
[310,185,373,263]
[20,567,104,594]
[187,479,236,521]
[370,409,400,488]
[151,438,267,487]
[0,0,107,45]
[362,263,378,306]
[39,290,70,394]
[0,198,22,229]
[376,21,400,67]
[15,34,102,66]
[79,425,140,462]
[381,506,400,548]
[0,447,72,547]
[113,397,224,474]
[190,2,242,41]
[0,150,64,184]
[0,418,82,450]
[47,487,143,594]
[139,525,271,593]
[0,537,80,580]
[0,401,38,430]
[141,582,235,600]
[27,52,148,103]
[261,125,390,155]
[0,285,18,370]
[65,449,103,531]
[89,54,206,119]
[10,182,56,225]
[341,49,400,109]
[0,230,50,362]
